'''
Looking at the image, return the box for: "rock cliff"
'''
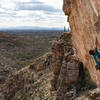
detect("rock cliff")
[51,32,79,100]
[51,32,96,100]
[63,0,100,86]
[1,0,100,99]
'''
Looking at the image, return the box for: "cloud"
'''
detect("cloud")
[0,11,16,16]
[17,2,60,13]
[19,1,43,4]
[0,0,43,10]
[0,0,16,10]
[0,0,69,29]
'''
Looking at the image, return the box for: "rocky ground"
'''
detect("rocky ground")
[0,52,55,100]
[0,32,57,100]
[0,67,56,100]
[0,32,99,100]
[0,32,59,85]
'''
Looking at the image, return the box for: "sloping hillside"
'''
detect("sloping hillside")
[0,32,58,84]
[0,67,56,100]
[0,51,56,100]
[0,32,97,100]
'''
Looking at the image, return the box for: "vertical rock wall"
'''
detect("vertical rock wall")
[63,0,100,86]
[51,33,83,100]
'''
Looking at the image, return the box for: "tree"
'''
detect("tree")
[64,26,66,32]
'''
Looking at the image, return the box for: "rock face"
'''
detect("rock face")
[51,33,79,89]
[89,88,100,100]
[63,0,100,86]
[29,52,53,71]
[51,32,92,100]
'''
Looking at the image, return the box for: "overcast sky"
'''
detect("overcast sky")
[0,0,69,29]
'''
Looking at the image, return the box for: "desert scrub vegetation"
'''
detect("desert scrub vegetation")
[0,31,61,84]
[0,32,60,70]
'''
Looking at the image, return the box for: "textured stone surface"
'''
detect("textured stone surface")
[89,88,100,100]
[29,52,53,71]
[0,51,54,100]
[63,0,100,86]
[51,32,83,100]
[0,60,55,100]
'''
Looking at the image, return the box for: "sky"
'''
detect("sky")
[0,0,69,29]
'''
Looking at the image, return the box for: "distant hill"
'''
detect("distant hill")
[0,26,64,31]
[0,30,63,35]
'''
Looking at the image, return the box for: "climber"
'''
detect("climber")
[89,37,100,70]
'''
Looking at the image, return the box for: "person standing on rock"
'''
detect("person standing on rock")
[89,37,100,70]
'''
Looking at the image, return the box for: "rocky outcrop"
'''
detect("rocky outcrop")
[89,88,100,100]
[30,52,53,71]
[51,32,95,100]
[0,52,54,100]
[63,0,100,86]
[0,67,55,100]
[51,32,78,100]
[51,32,78,89]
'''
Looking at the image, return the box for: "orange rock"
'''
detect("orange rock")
[63,0,100,86]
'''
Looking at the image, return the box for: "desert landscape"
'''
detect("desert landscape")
[1,0,100,100]
[0,31,61,84]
